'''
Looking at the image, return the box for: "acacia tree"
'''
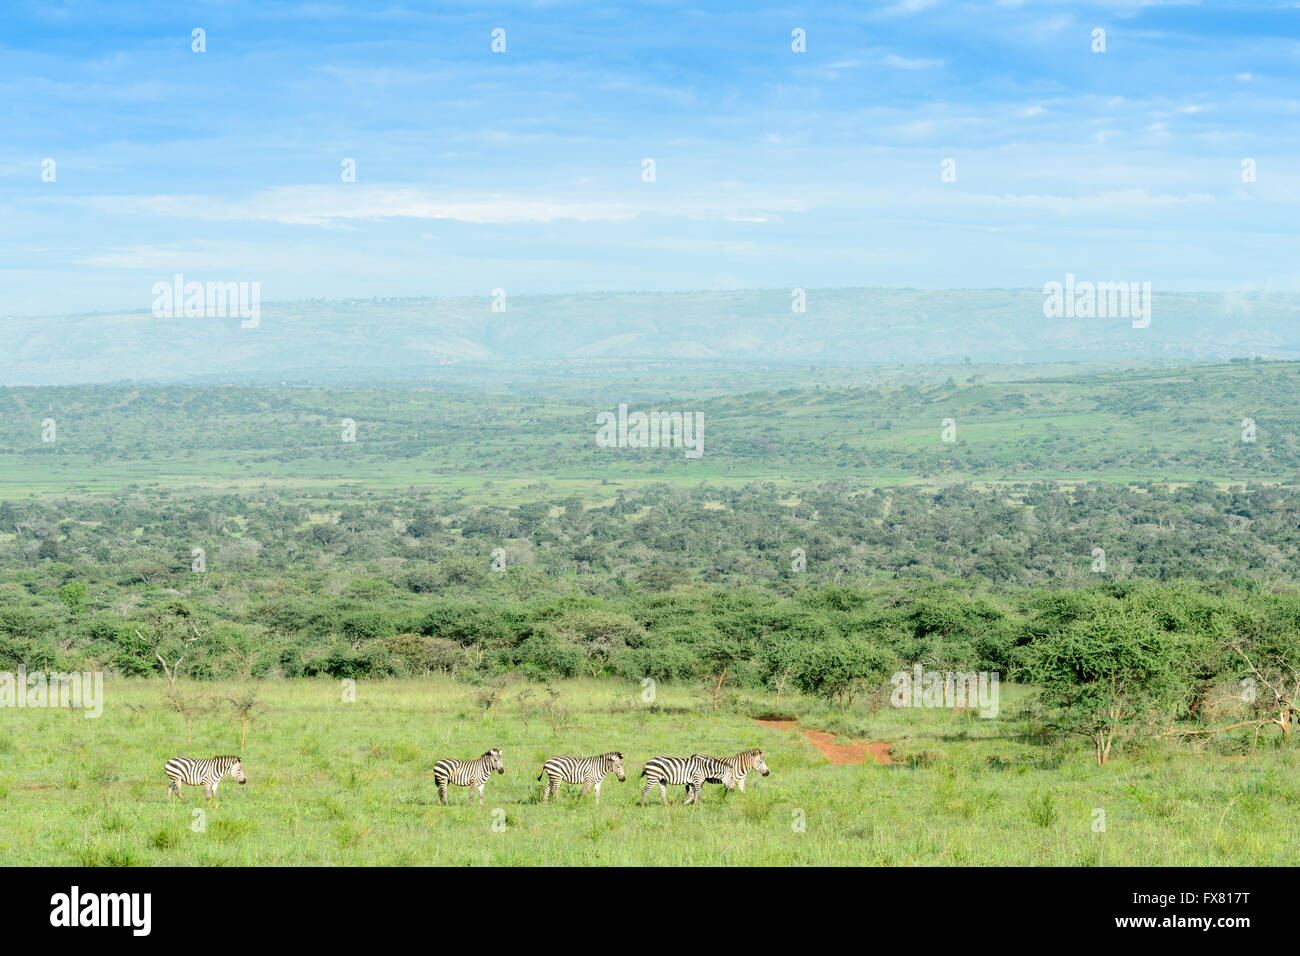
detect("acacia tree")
[1177,625,1300,753]
[758,636,811,707]
[1227,605,1300,741]
[700,633,747,713]
[796,638,898,716]
[164,691,214,746]
[135,614,204,691]
[1026,609,1187,766]
[226,689,268,751]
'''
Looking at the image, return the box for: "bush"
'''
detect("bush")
[384,633,472,675]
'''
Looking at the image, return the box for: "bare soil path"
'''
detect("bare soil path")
[754,717,894,765]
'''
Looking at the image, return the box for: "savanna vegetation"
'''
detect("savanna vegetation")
[4,677,1298,866]
[3,360,1299,864]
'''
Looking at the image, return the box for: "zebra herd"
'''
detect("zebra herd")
[439,747,769,806]
[161,748,769,806]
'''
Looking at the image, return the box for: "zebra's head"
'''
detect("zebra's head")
[607,752,626,782]
[486,749,505,774]
[751,749,769,777]
[229,757,247,785]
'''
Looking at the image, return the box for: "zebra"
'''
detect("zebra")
[432,748,505,805]
[164,755,246,802]
[639,755,737,806]
[700,749,770,793]
[538,752,626,804]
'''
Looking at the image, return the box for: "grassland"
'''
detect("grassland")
[4,361,1299,867]
[1,678,1295,866]
[1,361,1298,499]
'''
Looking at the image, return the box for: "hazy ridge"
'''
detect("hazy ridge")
[5,288,1298,386]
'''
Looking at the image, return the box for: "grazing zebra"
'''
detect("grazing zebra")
[432,749,504,806]
[639,755,736,806]
[701,749,770,792]
[164,755,246,802]
[538,752,626,804]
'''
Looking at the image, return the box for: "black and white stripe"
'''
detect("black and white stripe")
[700,749,769,792]
[165,755,246,801]
[432,748,504,805]
[639,754,737,805]
[538,752,626,804]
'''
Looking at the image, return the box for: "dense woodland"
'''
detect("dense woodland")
[3,480,1300,761]
[4,364,1300,762]
[2,360,1299,485]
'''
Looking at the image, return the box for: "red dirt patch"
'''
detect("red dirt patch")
[866,742,895,765]
[755,718,893,766]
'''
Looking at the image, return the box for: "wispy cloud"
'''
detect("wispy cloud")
[882,53,945,69]
[64,187,811,227]
[0,0,1297,315]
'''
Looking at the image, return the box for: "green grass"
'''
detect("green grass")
[1,678,1294,865]
[2,360,1299,499]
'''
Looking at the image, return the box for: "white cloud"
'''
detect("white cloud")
[63,186,810,228]
[883,54,945,69]
[881,0,939,14]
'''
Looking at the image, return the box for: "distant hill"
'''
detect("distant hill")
[2,360,1298,494]
[3,288,1298,386]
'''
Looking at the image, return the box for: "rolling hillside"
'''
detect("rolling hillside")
[0,360,1296,495]
[4,289,1299,386]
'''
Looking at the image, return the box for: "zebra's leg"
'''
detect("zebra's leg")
[476,782,485,806]
[660,780,668,805]
[738,775,746,792]
[580,779,592,801]
[437,778,448,805]
[594,780,602,804]
[203,782,214,800]
[542,777,551,804]
[640,779,655,806]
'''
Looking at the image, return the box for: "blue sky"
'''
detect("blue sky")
[1,0,1298,315]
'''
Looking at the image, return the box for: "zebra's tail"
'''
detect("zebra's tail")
[537,770,545,781]
[638,766,647,778]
